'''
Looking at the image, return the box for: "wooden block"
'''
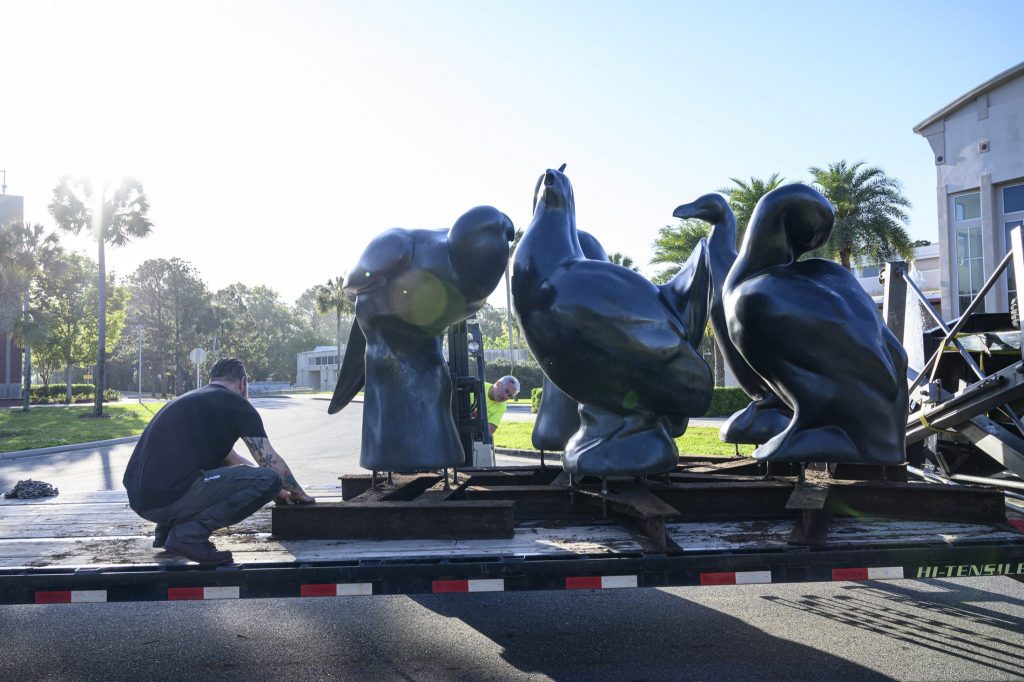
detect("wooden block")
[271,500,515,539]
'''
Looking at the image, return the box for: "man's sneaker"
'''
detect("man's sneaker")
[153,524,170,548]
[163,535,234,565]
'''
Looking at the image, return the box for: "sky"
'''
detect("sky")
[3,0,1024,306]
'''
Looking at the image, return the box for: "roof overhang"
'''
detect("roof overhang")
[913,61,1024,134]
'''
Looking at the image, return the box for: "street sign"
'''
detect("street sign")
[189,348,207,389]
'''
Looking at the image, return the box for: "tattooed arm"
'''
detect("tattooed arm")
[241,436,315,504]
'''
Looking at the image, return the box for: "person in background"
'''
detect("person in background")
[482,375,520,436]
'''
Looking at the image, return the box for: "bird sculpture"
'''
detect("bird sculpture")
[328,206,515,472]
[513,166,713,477]
[723,184,908,464]
[671,194,792,445]
[530,230,612,453]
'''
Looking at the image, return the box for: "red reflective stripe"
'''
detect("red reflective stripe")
[1009,519,1024,533]
[566,576,603,590]
[700,572,737,586]
[300,584,337,597]
[432,580,469,593]
[832,568,870,581]
[35,591,71,604]
[167,587,205,601]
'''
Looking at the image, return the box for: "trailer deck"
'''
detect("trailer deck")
[3,462,1024,605]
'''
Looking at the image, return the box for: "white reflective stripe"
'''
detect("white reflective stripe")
[467,579,504,593]
[203,586,240,600]
[867,566,903,580]
[70,590,107,603]
[336,583,374,596]
[735,571,772,585]
[601,575,638,589]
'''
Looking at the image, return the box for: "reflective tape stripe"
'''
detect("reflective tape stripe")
[70,590,107,603]
[565,576,602,590]
[467,579,504,593]
[1009,519,1024,533]
[735,571,772,585]
[35,591,71,604]
[600,575,637,589]
[204,586,240,600]
[167,586,239,600]
[832,568,870,581]
[867,566,904,580]
[433,580,469,593]
[700,572,736,586]
[335,583,373,596]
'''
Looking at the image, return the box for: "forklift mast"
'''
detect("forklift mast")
[448,320,490,467]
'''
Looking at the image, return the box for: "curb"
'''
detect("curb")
[495,447,555,462]
[0,435,142,461]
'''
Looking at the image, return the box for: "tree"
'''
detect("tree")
[608,252,640,272]
[808,161,912,269]
[215,283,302,381]
[34,251,95,403]
[314,276,353,361]
[651,220,711,283]
[126,258,213,395]
[50,177,153,416]
[293,286,336,344]
[1,223,61,410]
[719,174,786,239]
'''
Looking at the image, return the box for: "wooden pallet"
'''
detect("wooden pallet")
[272,458,1009,549]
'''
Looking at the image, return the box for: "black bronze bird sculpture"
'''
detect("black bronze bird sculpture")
[513,166,713,477]
[672,194,792,445]
[723,184,908,464]
[329,206,515,472]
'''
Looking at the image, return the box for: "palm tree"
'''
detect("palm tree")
[2,223,61,411]
[314,276,353,372]
[49,177,153,416]
[651,220,710,283]
[809,161,912,269]
[719,174,786,238]
[608,252,640,272]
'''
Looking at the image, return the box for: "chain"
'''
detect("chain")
[4,479,59,499]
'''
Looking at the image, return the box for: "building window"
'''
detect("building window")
[954,192,981,222]
[1004,183,1024,307]
[1005,220,1023,303]
[1004,184,1024,214]
[956,227,984,314]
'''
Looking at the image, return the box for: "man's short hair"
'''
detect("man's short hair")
[210,357,247,383]
[499,375,520,396]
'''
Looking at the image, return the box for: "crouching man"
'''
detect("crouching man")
[123,357,314,565]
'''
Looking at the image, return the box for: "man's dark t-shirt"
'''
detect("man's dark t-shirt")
[123,384,267,510]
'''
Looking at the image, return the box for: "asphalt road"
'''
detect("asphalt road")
[1,578,1023,680]
[0,394,532,494]
[2,395,1024,680]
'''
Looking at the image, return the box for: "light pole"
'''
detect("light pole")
[136,323,142,402]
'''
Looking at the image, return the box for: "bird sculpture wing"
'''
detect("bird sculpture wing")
[328,318,367,414]
[657,238,711,351]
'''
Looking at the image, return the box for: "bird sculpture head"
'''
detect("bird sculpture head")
[532,163,573,215]
[448,205,515,304]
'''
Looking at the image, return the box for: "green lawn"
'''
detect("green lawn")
[493,421,755,457]
[0,403,166,453]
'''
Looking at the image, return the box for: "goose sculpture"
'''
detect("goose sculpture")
[531,229,611,453]
[329,206,515,472]
[513,166,713,477]
[671,194,792,445]
[723,184,908,464]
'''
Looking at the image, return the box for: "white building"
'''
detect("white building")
[295,345,344,391]
[853,243,942,310]
[914,60,1024,319]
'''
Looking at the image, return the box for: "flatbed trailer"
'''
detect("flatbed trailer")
[2,466,1024,606]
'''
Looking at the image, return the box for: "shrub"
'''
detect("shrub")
[531,387,543,413]
[484,359,545,396]
[704,387,751,417]
[27,384,119,404]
